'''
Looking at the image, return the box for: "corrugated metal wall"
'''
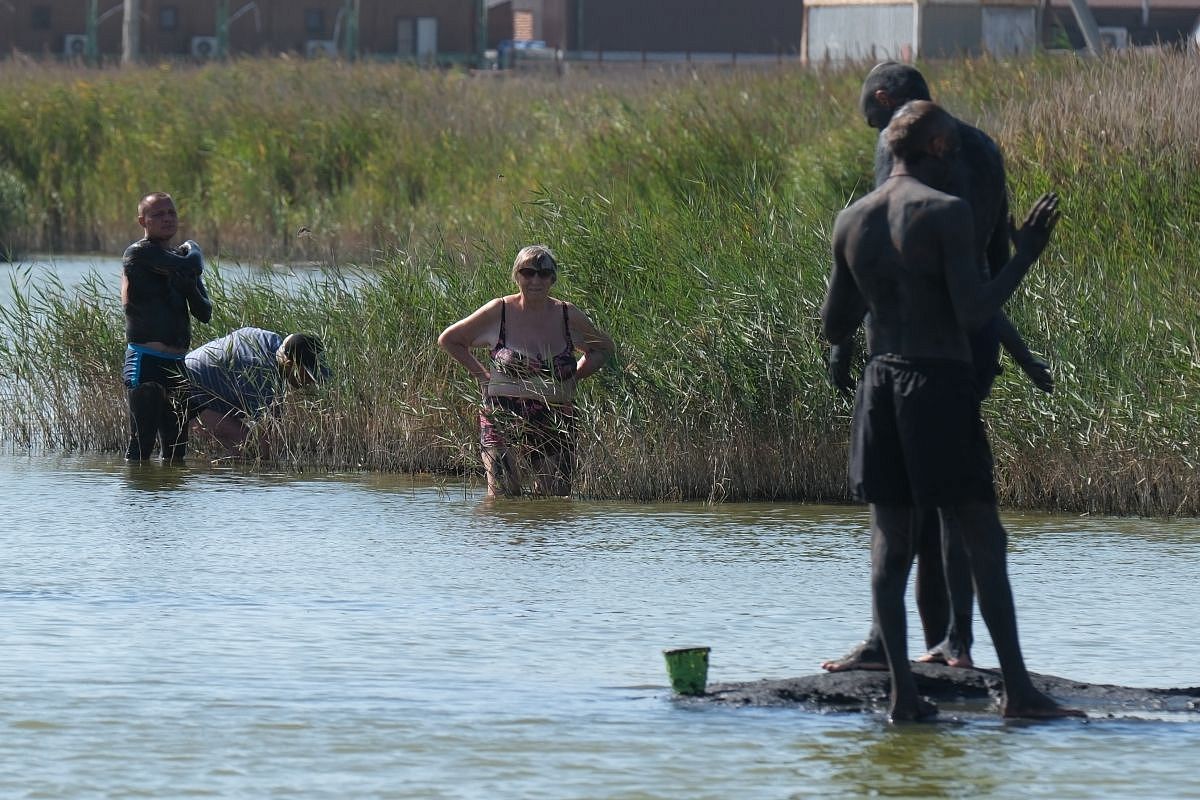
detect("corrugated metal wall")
[805,4,914,62]
[918,4,982,56]
[982,7,1037,56]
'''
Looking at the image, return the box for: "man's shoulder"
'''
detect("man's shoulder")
[954,120,1004,164]
[122,237,154,262]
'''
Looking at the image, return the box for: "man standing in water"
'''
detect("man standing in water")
[820,100,1082,720]
[823,62,1054,672]
[122,192,212,461]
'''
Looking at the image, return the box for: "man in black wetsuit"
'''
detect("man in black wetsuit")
[822,63,1054,672]
[122,192,212,461]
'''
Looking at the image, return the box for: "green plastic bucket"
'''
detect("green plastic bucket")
[663,646,710,696]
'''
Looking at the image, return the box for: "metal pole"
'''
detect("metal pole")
[477,0,487,68]
[1067,0,1105,54]
[121,0,139,65]
[216,0,229,59]
[576,0,584,51]
[85,0,99,65]
[344,0,359,60]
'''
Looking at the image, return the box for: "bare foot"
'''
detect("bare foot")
[889,695,939,722]
[821,639,889,672]
[915,639,974,669]
[1002,693,1087,720]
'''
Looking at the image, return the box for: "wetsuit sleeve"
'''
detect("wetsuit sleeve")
[123,239,203,277]
[186,273,213,324]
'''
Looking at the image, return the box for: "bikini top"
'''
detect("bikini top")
[490,300,577,383]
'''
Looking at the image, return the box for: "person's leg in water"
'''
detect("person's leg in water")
[917,520,975,666]
[939,502,1084,719]
[822,506,927,672]
[871,503,938,721]
[913,506,949,650]
[482,446,522,497]
[528,405,574,498]
[480,398,525,497]
[158,363,189,463]
[914,508,975,667]
[126,381,166,460]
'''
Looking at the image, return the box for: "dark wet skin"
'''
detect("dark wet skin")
[820,101,1083,721]
[823,63,1054,674]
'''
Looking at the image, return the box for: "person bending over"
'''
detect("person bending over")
[185,327,328,460]
[820,100,1082,721]
[122,192,212,462]
[439,245,614,497]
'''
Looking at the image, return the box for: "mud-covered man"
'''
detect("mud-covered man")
[122,192,212,461]
[820,100,1081,721]
[823,62,1054,673]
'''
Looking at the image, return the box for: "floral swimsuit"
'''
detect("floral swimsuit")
[479,300,577,457]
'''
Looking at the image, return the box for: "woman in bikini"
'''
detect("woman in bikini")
[438,245,614,497]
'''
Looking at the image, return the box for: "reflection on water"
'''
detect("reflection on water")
[0,452,1198,799]
[122,461,191,493]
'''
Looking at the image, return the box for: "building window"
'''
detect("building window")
[513,11,534,41]
[159,7,178,31]
[305,9,325,35]
[31,6,51,30]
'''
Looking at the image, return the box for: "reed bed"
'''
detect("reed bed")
[0,53,1197,513]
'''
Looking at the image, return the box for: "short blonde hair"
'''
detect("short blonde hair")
[512,244,558,278]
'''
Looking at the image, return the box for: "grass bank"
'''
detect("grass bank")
[1,53,1197,514]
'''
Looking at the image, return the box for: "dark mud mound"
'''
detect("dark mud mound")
[701,662,1200,717]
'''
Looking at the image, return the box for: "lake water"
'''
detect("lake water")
[1,255,340,305]
[1,452,1197,799]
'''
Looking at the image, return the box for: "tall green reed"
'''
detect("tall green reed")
[0,54,1197,513]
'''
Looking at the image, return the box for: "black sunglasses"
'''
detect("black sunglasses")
[517,267,556,279]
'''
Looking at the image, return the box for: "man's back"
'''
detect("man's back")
[832,176,977,363]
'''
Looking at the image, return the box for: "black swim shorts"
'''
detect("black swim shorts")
[849,354,996,507]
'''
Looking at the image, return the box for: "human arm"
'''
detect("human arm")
[182,272,213,324]
[826,338,857,399]
[173,241,212,322]
[566,304,614,381]
[996,313,1053,393]
[820,218,869,347]
[944,193,1059,332]
[437,299,502,382]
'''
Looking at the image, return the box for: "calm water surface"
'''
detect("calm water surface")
[1,255,342,305]
[2,452,1198,799]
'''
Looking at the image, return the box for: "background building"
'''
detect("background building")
[802,0,1040,62]
[0,0,1195,62]
[568,0,804,55]
[0,0,485,62]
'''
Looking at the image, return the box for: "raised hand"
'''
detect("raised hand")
[1010,192,1060,260]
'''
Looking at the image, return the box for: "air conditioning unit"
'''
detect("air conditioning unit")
[1098,26,1129,50]
[305,39,338,58]
[63,34,88,57]
[191,36,219,59]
